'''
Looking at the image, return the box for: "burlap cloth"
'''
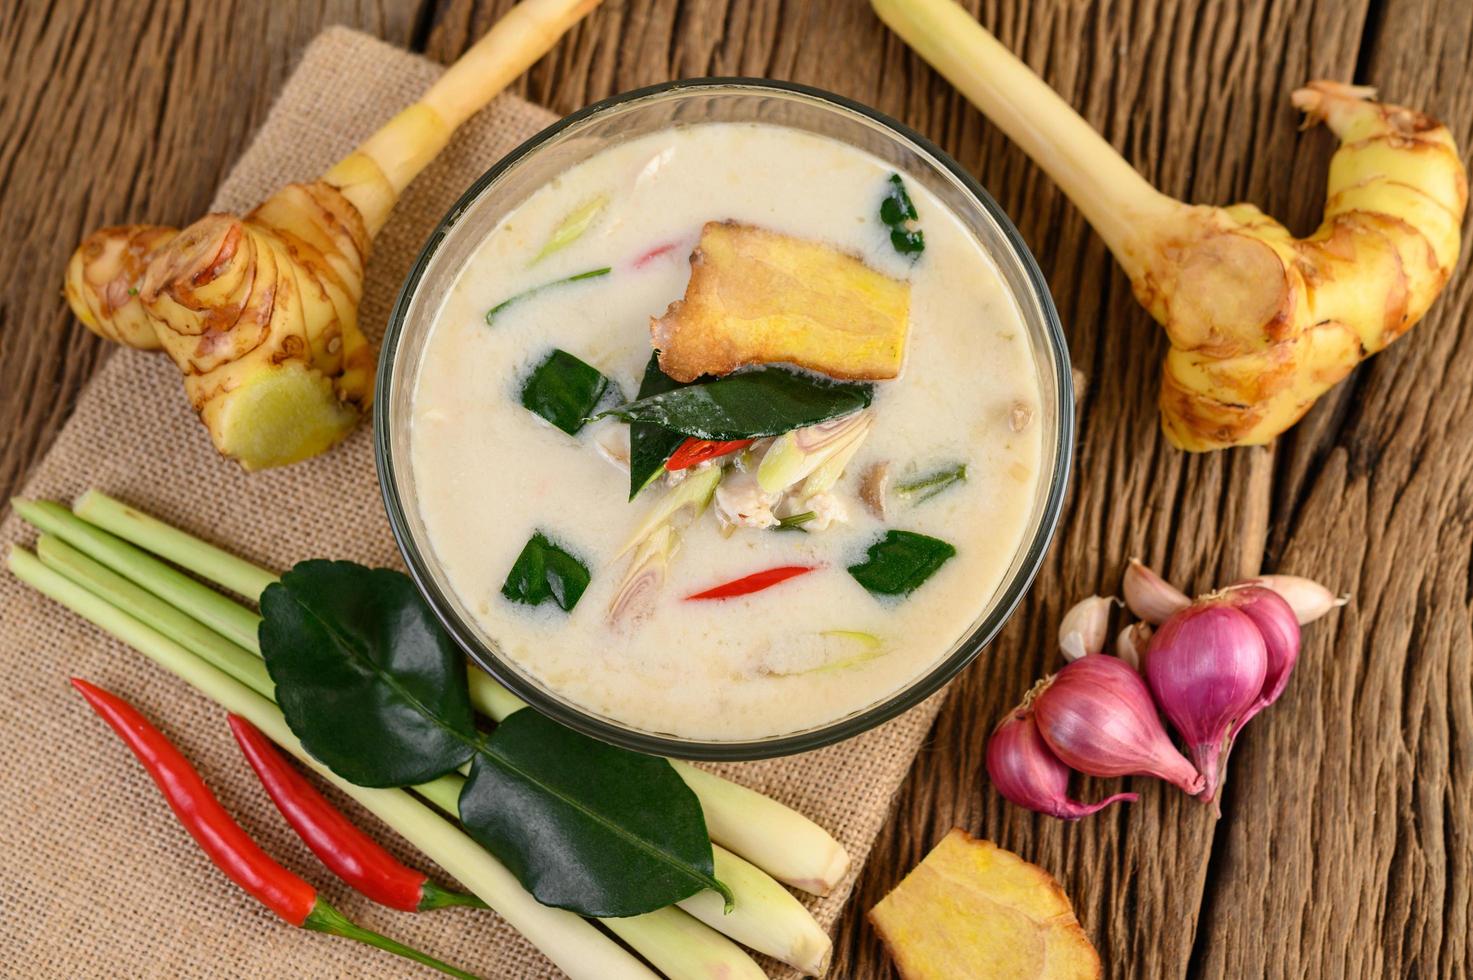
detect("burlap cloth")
[0,28,947,979]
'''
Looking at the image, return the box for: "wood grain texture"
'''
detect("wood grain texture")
[2,1,1469,977]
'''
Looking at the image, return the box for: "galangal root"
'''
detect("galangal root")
[64,0,602,470]
[873,0,1467,451]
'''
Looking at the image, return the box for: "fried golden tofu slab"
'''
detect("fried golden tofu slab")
[652,221,911,382]
[869,829,1102,980]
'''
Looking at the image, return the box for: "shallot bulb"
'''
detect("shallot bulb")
[1032,654,1204,796]
[1144,599,1268,808]
[1219,586,1302,740]
[986,703,1138,820]
[1234,574,1348,624]
[1122,559,1190,624]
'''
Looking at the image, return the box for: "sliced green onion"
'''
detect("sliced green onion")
[486,267,611,324]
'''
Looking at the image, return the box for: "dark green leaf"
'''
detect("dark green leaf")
[628,354,690,499]
[879,173,918,225]
[459,709,731,917]
[259,561,476,787]
[501,532,590,612]
[486,267,611,324]
[847,530,956,597]
[896,462,968,504]
[521,349,609,436]
[598,368,873,440]
[879,173,925,259]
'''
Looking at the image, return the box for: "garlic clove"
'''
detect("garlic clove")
[1115,622,1152,670]
[1234,573,1348,624]
[1122,558,1190,624]
[1058,595,1114,662]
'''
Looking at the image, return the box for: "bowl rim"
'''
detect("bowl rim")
[375,76,1074,760]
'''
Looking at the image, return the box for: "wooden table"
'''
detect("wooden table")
[3,1,1469,976]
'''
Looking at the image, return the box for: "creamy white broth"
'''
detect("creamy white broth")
[410,122,1042,740]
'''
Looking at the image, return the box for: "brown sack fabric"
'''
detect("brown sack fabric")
[0,28,946,978]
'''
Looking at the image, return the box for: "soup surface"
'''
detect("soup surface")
[410,122,1043,740]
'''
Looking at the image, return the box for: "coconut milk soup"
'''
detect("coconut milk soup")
[411,122,1042,740]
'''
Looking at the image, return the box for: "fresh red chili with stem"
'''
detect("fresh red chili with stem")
[665,437,754,471]
[228,715,482,913]
[685,564,818,601]
[71,678,479,979]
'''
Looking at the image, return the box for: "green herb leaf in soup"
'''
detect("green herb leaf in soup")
[627,353,692,499]
[502,532,591,612]
[458,708,732,917]
[599,367,874,440]
[880,173,925,259]
[258,560,477,787]
[531,195,607,265]
[485,266,611,325]
[896,462,968,504]
[848,530,957,597]
[521,348,609,436]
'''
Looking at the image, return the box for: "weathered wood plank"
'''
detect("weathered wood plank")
[0,0,429,509]
[1196,0,1473,975]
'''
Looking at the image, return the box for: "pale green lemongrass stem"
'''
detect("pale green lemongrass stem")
[74,489,277,600]
[671,760,851,896]
[602,908,766,980]
[869,0,1180,280]
[62,492,851,896]
[681,848,832,976]
[30,534,468,813]
[15,499,259,650]
[6,547,655,980]
[29,521,785,975]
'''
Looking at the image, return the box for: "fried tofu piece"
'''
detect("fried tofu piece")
[652,221,910,382]
[869,829,1102,980]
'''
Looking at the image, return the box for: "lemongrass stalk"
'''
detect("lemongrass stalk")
[29,509,797,972]
[869,0,1178,278]
[604,908,767,980]
[16,499,259,650]
[36,534,273,696]
[74,489,277,600]
[29,532,469,818]
[670,760,851,895]
[679,847,832,975]
[63,491,852,895]
[6,547,656,980]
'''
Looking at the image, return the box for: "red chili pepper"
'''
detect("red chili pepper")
[685,564,818,600]
[228,715,482,913]
[666,437,754,471]
[72,679,479,979]
[632,241,679,268]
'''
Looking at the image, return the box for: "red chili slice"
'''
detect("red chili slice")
[665,437,754,471]
[685,564,818,601]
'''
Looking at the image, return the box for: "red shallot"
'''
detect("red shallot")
[1144,598,1268,808]
[1219,586,1302,740]
[1032,654,1204,796]
[987,700,1138,819]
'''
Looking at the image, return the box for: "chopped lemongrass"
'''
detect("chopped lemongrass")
[775,511,817,531]
[617,465,721,558]
[800,417,874,498]
[679,847,832,976]
[756,412,871,494]
[43,492,851,899]
[485,267,611,325]
[532,195,608,265]
[895,462,967,504]
[6,546,657,980]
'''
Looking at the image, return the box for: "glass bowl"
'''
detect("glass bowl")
[376,78,1073,761]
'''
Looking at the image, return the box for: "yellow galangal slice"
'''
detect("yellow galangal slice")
[869,829,1102,980]
[652,221,910,382]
